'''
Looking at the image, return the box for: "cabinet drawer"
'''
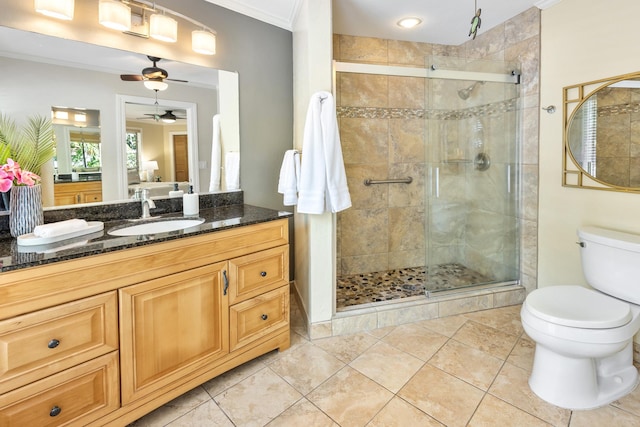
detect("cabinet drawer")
[229,245,289,304]
[0,292,118,394]
[230,286,289,351]
[0,351,119,427]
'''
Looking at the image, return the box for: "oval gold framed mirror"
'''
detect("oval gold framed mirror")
[563,71,640,192]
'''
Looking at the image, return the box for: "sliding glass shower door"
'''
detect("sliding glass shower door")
[425,57,521,295]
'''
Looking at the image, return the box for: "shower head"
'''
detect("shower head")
[458,81,485,100]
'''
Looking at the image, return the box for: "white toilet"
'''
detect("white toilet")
[521,226,640,410]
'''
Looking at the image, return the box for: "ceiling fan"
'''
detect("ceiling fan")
[120,56,187,89]
[138,110,186,123]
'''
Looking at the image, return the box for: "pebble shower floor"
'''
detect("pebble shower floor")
[336,263,491,309]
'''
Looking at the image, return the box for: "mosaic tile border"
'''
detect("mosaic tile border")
[336,98,517,121]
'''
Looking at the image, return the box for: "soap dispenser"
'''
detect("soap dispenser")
[183,185,199,216]
[169,183,184,198]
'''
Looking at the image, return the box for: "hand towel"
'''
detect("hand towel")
[209,114,222,192]
[278,149,301,205]
[225,151,240,190]
[33,219,89,238]
[297,92,351,214]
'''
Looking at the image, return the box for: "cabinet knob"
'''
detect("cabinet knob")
[50,405,62,417]
[261,314,268,321]
[48,339,60,349]
[260,271,267,277]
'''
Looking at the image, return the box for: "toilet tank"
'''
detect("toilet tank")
[578,226,640,305]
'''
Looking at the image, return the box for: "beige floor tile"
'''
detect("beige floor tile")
[570,404,640,427]
[489,362,571,426]
[417,314,468,337]
[366,325,396,339]
[269,342,345,394]
[463,304,524,336]
[268,398,338,427]
[307,366,394,427]
[131,386,212,426]
[164,400,234,427]
[452,320,519,360]
[398,364,484,427]
[468,394,552,427]
[429,339,503,390]
[507,335,536,372]
[350,341,424,393]
[368,396,444,426]
[313,332,378,363]
[612,381,640,417]
[381,322,449,361]
[214,367,302,427]
[202,357,266,397]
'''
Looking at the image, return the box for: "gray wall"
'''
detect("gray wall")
[0,0,293,211]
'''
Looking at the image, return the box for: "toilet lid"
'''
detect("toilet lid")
[526,286,632,329]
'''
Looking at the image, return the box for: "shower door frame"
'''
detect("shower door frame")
[333,60,521,302]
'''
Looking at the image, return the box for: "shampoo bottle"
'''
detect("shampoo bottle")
[169,183,184,198]
[183,185,199,216]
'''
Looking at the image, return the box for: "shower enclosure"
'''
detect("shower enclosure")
[335,56,521,309]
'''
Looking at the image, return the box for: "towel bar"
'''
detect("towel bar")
[364,177,413,186]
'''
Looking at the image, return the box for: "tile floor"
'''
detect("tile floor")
[131,299,640,426]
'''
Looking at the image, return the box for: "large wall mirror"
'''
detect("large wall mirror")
[0,25,240,209]
[563,71,640,192]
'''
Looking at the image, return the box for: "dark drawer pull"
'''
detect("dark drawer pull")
[261,314,268,321]
[50,406,62,417]
[48,339,60,349]
[260,271,267,277]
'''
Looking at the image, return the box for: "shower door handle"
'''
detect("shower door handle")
[434,167,440,198]
[507,165,511,194]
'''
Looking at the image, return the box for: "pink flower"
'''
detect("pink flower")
[0,158,41,191]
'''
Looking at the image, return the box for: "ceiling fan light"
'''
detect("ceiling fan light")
[150,13,177,43]
[192,30,216,55]
[35,0,75,20]
[143,79,168,91]
[161,117,176,123]
[99,0,131,32]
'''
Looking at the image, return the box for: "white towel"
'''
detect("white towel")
[209,114,222,192]
[225,151,240,190]
[278,150,301,205]
[297,92,351,214]
[33,219,89,238]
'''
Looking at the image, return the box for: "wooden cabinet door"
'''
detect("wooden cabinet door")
[119,262,229,404]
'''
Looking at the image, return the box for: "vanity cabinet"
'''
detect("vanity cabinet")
[0,218,290,426]
[54,181,103,205]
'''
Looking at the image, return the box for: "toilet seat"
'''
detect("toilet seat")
[526,285,631,329]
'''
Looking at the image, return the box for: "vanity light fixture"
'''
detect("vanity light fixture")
[150,11,177,42]
[99,0,131,32]
[35,0,75,20]
[397,17,422,29]
[143,78,168,91]
[192,30,216,55]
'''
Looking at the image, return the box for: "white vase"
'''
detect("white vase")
[9,184,44,237]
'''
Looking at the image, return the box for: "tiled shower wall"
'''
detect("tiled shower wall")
[334,7,540,293]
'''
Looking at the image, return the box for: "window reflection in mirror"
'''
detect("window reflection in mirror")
[566,76,640,189]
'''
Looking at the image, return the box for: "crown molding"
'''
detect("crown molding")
[535,0,563,9]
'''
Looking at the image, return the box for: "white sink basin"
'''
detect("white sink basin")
[108,218,205,236]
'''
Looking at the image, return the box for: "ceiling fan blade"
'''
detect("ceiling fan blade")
[121,74,144,81]
[167,78,188,83]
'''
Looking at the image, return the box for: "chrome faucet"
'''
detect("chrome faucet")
[140,188,156,219]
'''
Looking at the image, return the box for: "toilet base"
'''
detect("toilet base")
[529,342,639,410]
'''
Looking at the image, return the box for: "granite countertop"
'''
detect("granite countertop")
[0,204,292,272]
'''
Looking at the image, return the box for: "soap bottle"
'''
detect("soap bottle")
[169,183,184,198]
[183,185,199,216]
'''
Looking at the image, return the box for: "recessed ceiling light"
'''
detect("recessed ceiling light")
[397,17,422,29]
